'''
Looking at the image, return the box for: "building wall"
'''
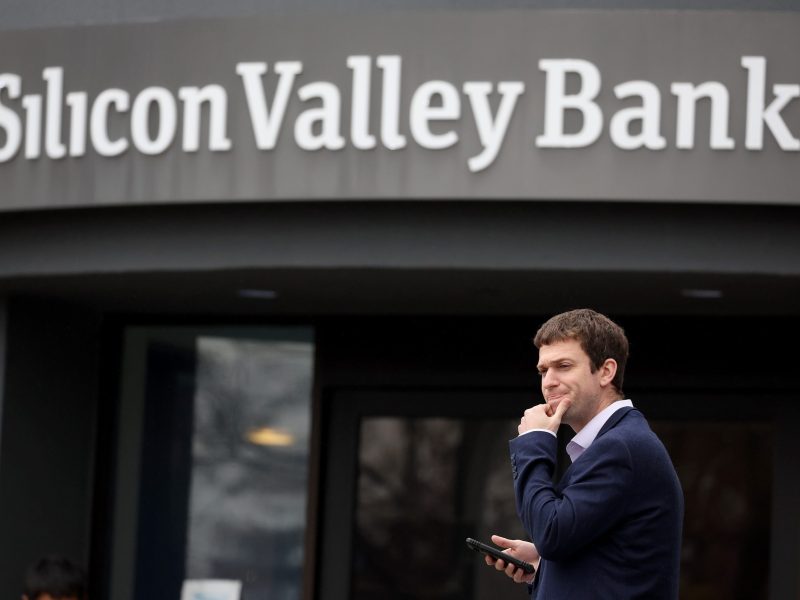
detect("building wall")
[0,299,101,596]
[1,1,800,597]
[1,0,799,32]
[1,201,800,283]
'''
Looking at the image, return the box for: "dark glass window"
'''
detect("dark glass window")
[353,417,526,600]
[350,414,772,600]
[653,422,772,600]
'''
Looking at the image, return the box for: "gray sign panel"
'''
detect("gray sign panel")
[1,10,799,210]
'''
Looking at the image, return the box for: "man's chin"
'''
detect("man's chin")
[548,399,572,420]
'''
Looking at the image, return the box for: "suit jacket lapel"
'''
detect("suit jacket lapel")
[596,406,636,439]
[559,406,637,482]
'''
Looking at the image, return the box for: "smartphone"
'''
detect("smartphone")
[465,537,535,574]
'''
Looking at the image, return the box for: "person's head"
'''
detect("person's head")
[533,309,629,431]
[22,556,87,600]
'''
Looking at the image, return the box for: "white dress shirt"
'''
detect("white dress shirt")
[565,399,633,462]
[519,399,634,463]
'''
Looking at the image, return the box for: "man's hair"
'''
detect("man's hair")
[533,309,629,395]
[23,556,87,599]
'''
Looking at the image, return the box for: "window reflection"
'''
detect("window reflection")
[354,417,527,600]
[653,422,771,600]
[185,333,313,599]
[353,417,772,600]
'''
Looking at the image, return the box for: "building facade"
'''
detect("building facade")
[1,2,799,598]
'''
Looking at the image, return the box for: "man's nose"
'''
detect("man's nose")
[542,369,558,389]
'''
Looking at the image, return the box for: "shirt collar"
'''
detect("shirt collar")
[566,399,633,462]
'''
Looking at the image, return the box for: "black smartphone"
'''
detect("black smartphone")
[465,537,535,574]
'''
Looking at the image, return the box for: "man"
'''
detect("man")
[22,556,87,600]
[486,309,683,598]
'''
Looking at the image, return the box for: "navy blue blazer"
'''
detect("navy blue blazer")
[509,407,683,599]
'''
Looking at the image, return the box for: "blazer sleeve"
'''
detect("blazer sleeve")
[509,431,634,561]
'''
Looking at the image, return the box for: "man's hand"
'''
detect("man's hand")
[483,534,540,584]
[518,400,570,435]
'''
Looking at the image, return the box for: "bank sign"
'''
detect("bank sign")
[1,11,799,209]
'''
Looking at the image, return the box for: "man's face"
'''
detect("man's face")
[537,338,605,430]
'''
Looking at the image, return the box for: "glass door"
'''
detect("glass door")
[109,326,314,600]
[318,390,557,600]
[318,390,776,600]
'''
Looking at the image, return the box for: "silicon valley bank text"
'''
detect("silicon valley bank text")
[0,55,797,172]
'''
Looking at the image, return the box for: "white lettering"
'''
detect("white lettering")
[131,87,177,155]
[294,82,345,151]
[21,94,42,159]
[410,80,460,149]
[237,61,301,150]
[742,56,800,151]
[347,56,376,150]
[376,55,407,150]
[66,92,88,156]
[463,81,525,172]
[671,81,734,150]
[0,74,22,163]
[90,88,129,157]
[609,81,666,150]
[178,85,232,152]
[536,59,603,148]
[42,67,67,159]
[3,54,800,170]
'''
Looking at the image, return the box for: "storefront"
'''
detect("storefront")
[1,4,799,599]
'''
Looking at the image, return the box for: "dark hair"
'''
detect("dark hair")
[23,556,87,599]
[533,309,629,395]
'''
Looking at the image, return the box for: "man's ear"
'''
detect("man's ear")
[599,358,618,387]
